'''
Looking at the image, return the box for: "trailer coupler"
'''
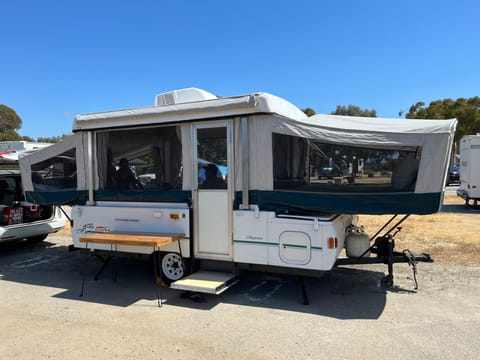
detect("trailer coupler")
[335,237,433,290]
[374,234,433,289]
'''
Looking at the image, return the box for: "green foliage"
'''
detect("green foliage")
[0,129,22,141]
[36,134,72,143]
[0,104,22,140]
[331,105,377,117]
[406,97,480,142]
[0,104,73,142]
[21,135,35,142]
[302,108,316,117]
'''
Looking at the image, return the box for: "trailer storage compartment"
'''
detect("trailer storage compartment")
[234,210,353,271]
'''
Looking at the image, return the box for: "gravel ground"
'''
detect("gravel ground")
[1,233,479,360]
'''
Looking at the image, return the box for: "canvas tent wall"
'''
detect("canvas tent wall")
[244,114,455,191]
[20,133,88,205]
[20,90,456,214]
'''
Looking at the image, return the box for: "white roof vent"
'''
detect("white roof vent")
[155,87,217,106]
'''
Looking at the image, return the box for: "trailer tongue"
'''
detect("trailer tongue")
[336,214,433,290]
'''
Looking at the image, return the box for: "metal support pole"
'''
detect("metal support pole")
[111,244,117,282]
[240,116,249,209]
[87,131,95,206]
[385,237,395,287]
[80,242,89,297]
[153,248,162,307]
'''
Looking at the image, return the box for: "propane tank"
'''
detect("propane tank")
[345,225,371,258]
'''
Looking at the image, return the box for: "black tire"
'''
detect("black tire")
[26,234,48,243]
[159,252,187,285]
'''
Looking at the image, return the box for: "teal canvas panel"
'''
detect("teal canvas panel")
[25,190,191,206]
[25,190,88,205]
[235,190,442,215]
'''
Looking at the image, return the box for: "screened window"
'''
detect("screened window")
[96,125,182,191]
[272,133,420,192]
[197,127,228,189]
[31,149,77,191]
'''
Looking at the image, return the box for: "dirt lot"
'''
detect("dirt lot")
[360,195,480,267]
[1,194,479,360]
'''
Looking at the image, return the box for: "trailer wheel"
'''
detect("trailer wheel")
[160,252,185,285]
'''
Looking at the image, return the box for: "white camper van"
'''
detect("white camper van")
[19,88,456,294]
[457,134,480,206]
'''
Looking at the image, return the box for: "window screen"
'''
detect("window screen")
[272,133,420,192]
[31,148,77,191]
[97,125,182,191]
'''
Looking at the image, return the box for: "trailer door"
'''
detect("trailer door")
[192,121,233,260]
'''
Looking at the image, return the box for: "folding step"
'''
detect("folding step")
[170,270,239,294]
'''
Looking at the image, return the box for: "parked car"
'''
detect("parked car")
[318,166,342,179]
[0,169,66,244]
[446,166,460,185]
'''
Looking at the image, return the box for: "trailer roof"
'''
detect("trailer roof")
[73,92,307,131]
[73,89,456,137]
[305,114,457,135]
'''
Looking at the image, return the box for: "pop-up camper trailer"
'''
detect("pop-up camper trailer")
[20,88,456,294]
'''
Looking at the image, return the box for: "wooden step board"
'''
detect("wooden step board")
[171,270,239,295]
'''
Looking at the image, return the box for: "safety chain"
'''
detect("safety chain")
[403,249,419,290]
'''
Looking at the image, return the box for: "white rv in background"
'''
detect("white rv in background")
[457,134,480,206]
[0,141,51,159]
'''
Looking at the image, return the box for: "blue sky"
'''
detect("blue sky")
[1,0,479,139]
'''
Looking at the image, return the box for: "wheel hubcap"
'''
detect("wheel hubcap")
[161,253,184,280]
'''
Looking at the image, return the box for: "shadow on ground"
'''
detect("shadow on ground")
[0,238,424,319]
[441,203,480,214]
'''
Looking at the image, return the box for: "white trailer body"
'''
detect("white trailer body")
[457,135,480,204]
[70,201,353,273]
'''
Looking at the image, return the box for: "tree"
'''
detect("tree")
[0,104,22,140]
[331,105,377,117]
[302,108,316,117]
[37,134,71,143]
[0,130,21,141]
[406,97,480,142]
[21,135,35,142]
